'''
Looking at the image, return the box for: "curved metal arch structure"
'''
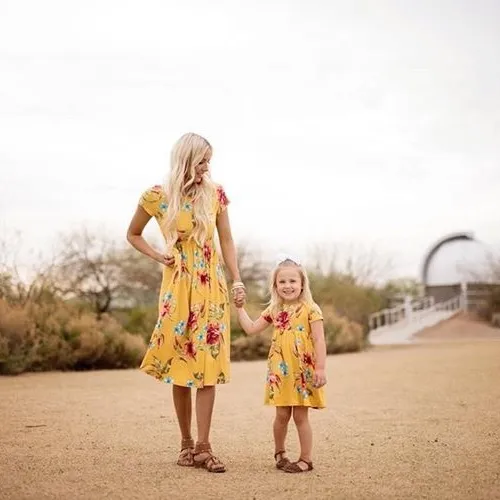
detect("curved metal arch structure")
[421,232,475,285]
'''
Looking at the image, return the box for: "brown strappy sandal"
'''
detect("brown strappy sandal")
[193,442,226,473]
[274,450,291,470]
[177,438,195,467]
[283,458,314,473]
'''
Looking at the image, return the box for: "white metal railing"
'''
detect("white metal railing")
[369,294,462,332]
[435,295,462,312]
[410,296,435,311]
[369,304,406,331]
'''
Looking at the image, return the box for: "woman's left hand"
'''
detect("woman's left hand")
[231,283,246,307]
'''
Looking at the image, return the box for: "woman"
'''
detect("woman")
[127,132,245,473]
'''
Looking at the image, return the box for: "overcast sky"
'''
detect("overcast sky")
[1,0,499,280]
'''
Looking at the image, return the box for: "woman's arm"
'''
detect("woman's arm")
[236,307,270,335]
[216,208,241,282]
[311,320,327,387]
[126,206,174,266]
[216,208,245,305]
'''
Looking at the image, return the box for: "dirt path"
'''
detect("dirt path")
[1,318,499,500]
[415,313,500,341]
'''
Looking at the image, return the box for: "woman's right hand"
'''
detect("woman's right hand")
[156,253,175,267]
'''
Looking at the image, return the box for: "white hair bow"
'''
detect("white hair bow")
[275,252,301,266]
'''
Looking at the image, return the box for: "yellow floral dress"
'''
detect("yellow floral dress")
[138,184,231,388]
[261,302,325,408]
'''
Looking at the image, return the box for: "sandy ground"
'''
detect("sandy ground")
[1,317,500,500]
[415,313,500,342]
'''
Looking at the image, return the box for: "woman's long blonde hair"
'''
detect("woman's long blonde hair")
[161,132,215,250]
[268,259,314,314]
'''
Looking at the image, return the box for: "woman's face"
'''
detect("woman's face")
[194,149,211,184]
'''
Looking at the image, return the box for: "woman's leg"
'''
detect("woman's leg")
[172,385,194,466]
[172,385,193,439]
[195,385,216,443]
[193,385,226,472]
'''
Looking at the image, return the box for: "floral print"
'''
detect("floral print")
[261,302,325,408]
[138,184,230,388]
[216,185,229,211]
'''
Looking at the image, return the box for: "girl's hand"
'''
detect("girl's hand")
[313,369,327,388]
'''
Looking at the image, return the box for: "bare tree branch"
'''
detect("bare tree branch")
[50,228,162,316]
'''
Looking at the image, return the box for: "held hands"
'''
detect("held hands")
[231,281,246,308]
[313,368,327,388]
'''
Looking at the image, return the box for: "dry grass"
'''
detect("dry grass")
[1,317,500,500]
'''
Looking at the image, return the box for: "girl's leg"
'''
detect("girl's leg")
[274,406,292,468]
[172,385,194,466]
[292,406,313,466]
[274,406,292,454]
[193,385,226,472]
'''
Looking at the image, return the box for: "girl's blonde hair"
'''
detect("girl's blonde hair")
[268,259,314,314]
[161,132,215,250]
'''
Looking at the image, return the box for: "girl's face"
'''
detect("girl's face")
[276,267,302,302]
[194,150,211,184]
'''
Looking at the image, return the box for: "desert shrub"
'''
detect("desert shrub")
[0,300,37,374]
[231,332,271,361]
[322,306,364,353]
[0,298,146,375]
[114,306,159,340]
[309,273,387,334]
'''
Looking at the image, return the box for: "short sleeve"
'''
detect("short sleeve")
[138,185,164,217]
[308,303,323,323]
[216,185,230,215]
[261,306,273,324]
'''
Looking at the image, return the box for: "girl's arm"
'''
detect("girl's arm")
[311,320,327,387]
[216,208,245,306]
[236,307,270,335]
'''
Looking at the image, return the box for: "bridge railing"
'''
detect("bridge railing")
[369,294,462,332]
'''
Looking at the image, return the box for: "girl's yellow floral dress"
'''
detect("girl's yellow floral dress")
[138,184,231,388]
[261,302,325,408]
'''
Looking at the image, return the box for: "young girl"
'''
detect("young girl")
[236,257,327,473]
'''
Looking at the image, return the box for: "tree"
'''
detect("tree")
[382,278,423,300]
[0,230,57,305]
[52,229,162,317]
[308,242,393,286]
[234,242,269,296]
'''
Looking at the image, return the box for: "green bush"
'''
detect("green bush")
[114,306,159,340]
[309,273,388,334]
